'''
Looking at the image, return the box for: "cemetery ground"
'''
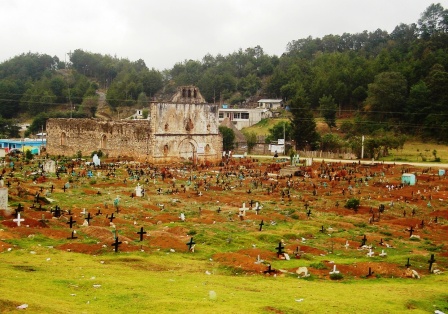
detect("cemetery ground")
[0,156,447,313]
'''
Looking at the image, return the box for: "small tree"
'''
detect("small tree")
[219,126,235,151]
[319,94,337,130]
[243,131,257,153]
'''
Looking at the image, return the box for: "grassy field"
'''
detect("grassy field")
[1,148,447,313]
[1,248,447,313]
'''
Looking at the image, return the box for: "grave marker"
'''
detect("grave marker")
[186,237,196,252]
[275,242,285,257]
[13,212,24,226]
[137,227,147,241]
[428,254,436,272]
[85,212,93,225]
[0,187,8,210]
[111,236,122,252]
[67,230,78,239]
[259,220,264,231]
[66,216,76,228]
[405,258,411,268]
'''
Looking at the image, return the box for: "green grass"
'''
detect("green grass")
[1,249,447,313]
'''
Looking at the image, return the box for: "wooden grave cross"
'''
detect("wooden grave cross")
[263,264,275,274]
[6,181,11,188]
[259,220,264,231]
[137,227,147,241]
[276,242,285,257]
[408,226,414,237]
[306,209,312,218]
[67,230,78,240]
[249,199,255,208]
[319,225,325,233]
[85,212,93,225]
[366,267,374,277]
[66,216,76,228]
[428,254,436,272]
[13,212,25,227]
[405,258,411,268]
[360,235,367,247]
[186,237,196,252]
[108,213,116,223]
[420,220,425,228]
[111,236,122,253]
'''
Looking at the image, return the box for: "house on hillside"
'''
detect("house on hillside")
[218,107,272,130]
[257,99,283,110]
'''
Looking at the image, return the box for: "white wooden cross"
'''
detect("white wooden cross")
[239,202,247,217]
[379,249,387,257]
[366,248,375,257]
[329,264,340,274]
[13,213,25,227]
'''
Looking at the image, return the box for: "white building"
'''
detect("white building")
[257,99,283,110]
[218,108,272,130]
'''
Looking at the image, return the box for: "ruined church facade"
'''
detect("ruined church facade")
[46,86,223,163]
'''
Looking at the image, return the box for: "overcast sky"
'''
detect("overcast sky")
[1,0,447,70]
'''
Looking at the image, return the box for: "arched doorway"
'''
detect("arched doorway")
[178,139,196,164]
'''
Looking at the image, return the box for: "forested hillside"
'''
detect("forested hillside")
[0,3,447,146]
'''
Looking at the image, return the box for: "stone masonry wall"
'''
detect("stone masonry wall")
[46,119,153,159]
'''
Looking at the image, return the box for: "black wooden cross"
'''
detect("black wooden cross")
[360,235,367,247]
[275,242,285,257]
[186,237,196,251]
[408,226,414,237]
[216,207,221,214]
[6,181,11,188]
[52,206,61,217]
[306,209,312,218]
[304,203,309,211]
[111,236,122,252]
[259,220,264,231]
[263,264,275,274]
[34,193,40,203]
[66,216,76,228]
[85,212,93,225]
[137,227,147,241]
[15,203,24,216]
[67,230,78,239]
[405,257,411,268]
[249,199,255,208]
[366,267,374,277]
[420,220,425,228]
[379,238,384,246]
[39,186,44,193]
[434,216,438,223]
[50,185,54,193]
[62,185,67,192]
[108,213,115,222]
[319,225,325,233]
[428,254,436,272]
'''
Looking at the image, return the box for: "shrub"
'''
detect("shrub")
[330,273,343,280]
[345,198,360,210]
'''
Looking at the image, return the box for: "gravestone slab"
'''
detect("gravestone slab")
[43,160,56,173]
[0,187,8,209]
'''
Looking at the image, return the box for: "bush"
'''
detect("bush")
[345,198,360,210]
[330,273,343,280]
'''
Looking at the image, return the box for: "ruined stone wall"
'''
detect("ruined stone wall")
[46,119,153,159]
[46,101,223,163]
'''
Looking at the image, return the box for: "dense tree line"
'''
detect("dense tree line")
[0,3,446,148]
